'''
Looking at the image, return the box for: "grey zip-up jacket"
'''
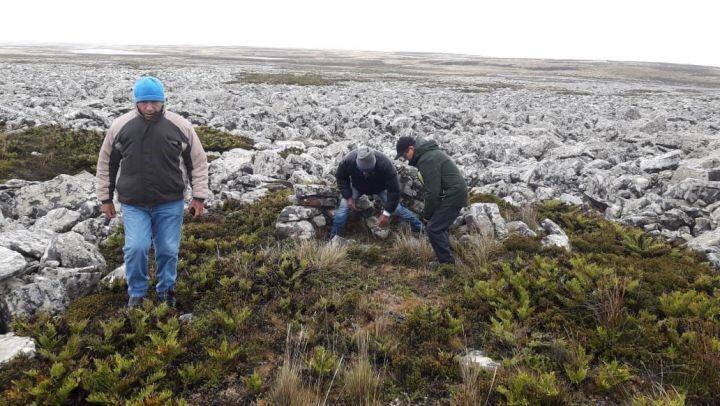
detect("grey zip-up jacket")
[96,109,209,206]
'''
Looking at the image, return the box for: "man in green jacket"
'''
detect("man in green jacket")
[395,136,468,267]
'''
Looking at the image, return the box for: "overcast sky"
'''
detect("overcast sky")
[3,0,719,67]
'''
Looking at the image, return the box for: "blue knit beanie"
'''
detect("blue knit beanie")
[133,76,165,103]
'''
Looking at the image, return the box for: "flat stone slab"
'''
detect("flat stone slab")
[0,333,36,365]
[0,246,27,282]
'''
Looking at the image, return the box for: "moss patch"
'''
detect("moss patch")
[0,126,103,182]
[0,126,253,183]
[194,126,253,152]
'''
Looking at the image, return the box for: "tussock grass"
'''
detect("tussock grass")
[268,327,323,406]
[514,203,539,230]
[343,333,381,406]
[295,239,348,271]
[455,231,500,271]
[452,360,486,406]
[389,228,435,267]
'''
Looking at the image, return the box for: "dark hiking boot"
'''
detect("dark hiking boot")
[158,291,177,308]
[127,296,144,309]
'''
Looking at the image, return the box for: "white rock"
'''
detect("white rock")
[276,220,315,240]
[639,150,683,173]
[0,246,28,282]
[32,207,83,233]
[0,333,36,365]
[459,350,501,372]
[540,218,571,251]
[102,264,126,285]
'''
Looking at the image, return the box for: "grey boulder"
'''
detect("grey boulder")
[276,220,315,240]
[1,277,70,321]
[40,232,106,270]
[540,219,571,251]
[0,246,28,282]
[11,172,95,219]
[31,207,83,233]
[0,229,55,259]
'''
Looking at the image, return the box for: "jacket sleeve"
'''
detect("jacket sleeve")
[184,126,209,200]
[336,159,352,199]
[382,159,401,213]
[418,158,442,220]
[95,126,120,203]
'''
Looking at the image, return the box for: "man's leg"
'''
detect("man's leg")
[151,200,185,297]
[426,206,462,264]
[330,186,360,237]
[122,204,152,299]
[377,190,424,232]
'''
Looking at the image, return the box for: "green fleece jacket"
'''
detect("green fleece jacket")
[409,138,468,219]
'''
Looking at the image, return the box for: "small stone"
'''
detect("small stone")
[459,350,501,372]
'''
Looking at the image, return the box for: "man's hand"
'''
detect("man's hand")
[346,198,357,211]
[100,202,116,219]
[188,199,205,218]
[377,213,390,228]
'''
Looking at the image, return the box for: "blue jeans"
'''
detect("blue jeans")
[330,186,423,236]
[122,200,184,298]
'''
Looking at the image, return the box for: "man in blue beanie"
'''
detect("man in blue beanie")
[96,76,209,308]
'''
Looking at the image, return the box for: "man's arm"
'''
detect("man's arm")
[335,159,353,199]
[184,126,208,217]
[96,127,120,201]
[382,159,401,215]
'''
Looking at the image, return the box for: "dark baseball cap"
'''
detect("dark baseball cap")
[395,136,416,159]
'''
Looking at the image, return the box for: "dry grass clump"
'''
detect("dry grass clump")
[268,327,323,406]
[389,228,435,267]
[343,333,381,406]
[456,231,500,271]
[295,239,348,271]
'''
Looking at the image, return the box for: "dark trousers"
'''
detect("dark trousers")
[426,205,462,264]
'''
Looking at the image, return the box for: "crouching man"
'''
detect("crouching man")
[330,147,423,238]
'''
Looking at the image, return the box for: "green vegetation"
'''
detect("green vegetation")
[0,126,252,182]
[279,147,305,159]
[1,130,719,403]
[0,126,103,182]
[193,126,253,153]
[227,72,343,86]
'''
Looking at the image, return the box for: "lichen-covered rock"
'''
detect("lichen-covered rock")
[640,150,683,173]
[0,246,28,282]
[1,277,70,321]
[506,221,538,238]
[40,232,106,270]
[31,207,83,233]
[463,205,495,237]
[37,266,104,300]
[11,172,95,219]
[276,220,315,240]
[277,206,322,222]
[0,229,55,259]
[540,218,571,251]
